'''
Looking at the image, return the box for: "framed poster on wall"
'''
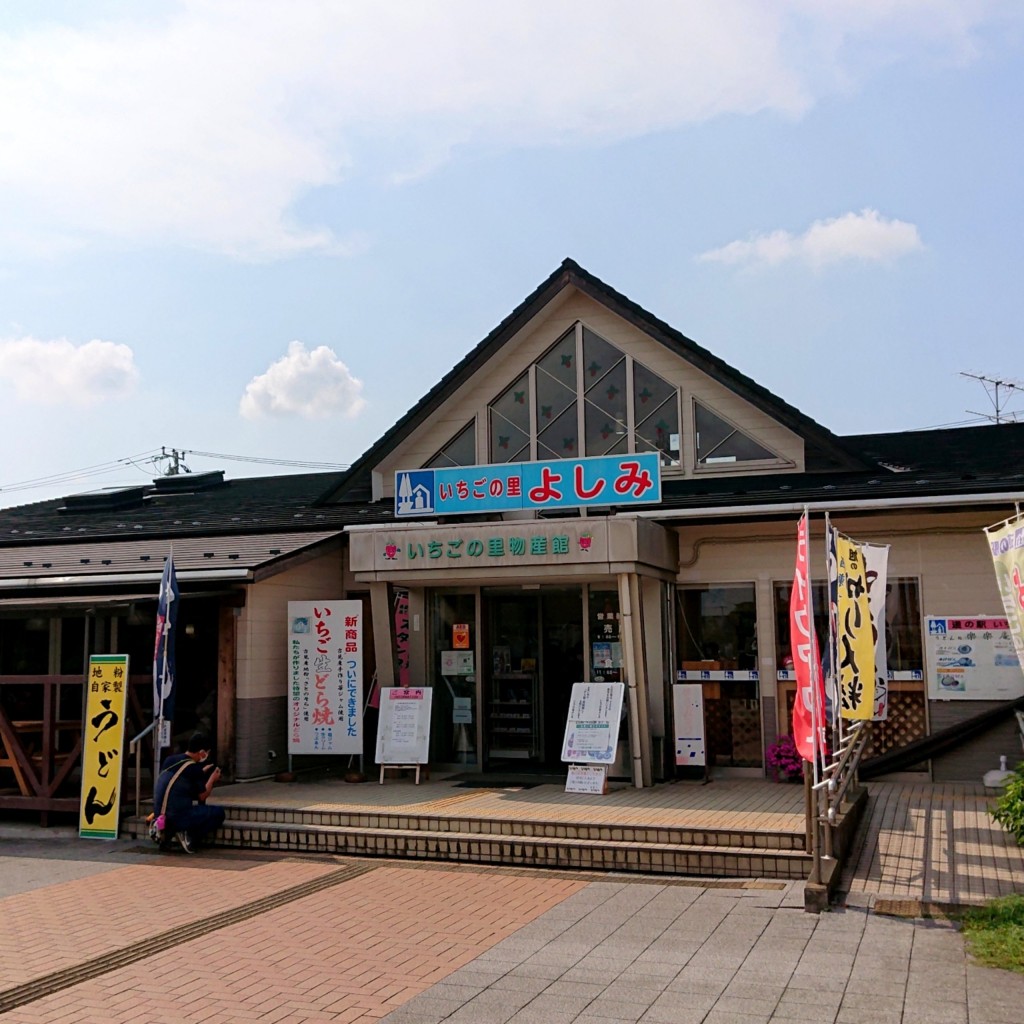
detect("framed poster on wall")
[925,616,1024,700]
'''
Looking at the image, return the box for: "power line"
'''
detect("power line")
[185,449,349,470]
[0,446,349,500]
[0,449,164,495]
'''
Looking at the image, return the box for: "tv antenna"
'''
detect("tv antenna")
[961,372,1024,424]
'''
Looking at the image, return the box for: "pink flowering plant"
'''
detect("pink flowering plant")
[765,734,804,782]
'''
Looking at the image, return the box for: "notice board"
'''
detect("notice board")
[672,683,706,767]
[375,687,433,765]
[561,682,624,763]
[925,616,1024,700]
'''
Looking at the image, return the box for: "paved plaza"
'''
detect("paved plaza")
[0,815,1022,1024]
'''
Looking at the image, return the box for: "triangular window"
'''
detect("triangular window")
[487,324,681,466]
[694,402,778,466]
[426,420,476,468]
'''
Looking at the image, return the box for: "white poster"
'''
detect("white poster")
[565,765,607,794]
[288,600,363,755]
[925,616,1024,700]
[376,687,433,765]
[561,682,625,764]
[672,683,706,767]
[863,542,890,721]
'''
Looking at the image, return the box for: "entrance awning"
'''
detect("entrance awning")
[346,517,677,584]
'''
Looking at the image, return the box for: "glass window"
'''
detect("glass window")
[678,585,758,670]
[426,421,476,468]
[773,578,922,673]
[695,402,776,466]
[634,363,680,466]
[588,587,622,683]
[773,582,828,671]
[583,328,628,458]
[677,585,761,768]
[487,324,681,466]
[429,592,477,765]
[489,372,531,463]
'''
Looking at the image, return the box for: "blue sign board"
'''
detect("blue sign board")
[395,452,661,518]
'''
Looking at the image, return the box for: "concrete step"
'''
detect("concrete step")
[208,804,806,852]
[123,816,810,879]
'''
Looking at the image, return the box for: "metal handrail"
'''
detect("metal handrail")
[129,721,156,818]
[806,721,872,894]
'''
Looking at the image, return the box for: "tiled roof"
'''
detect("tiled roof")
[0,471,394,546]
[844,422,1024,476]
[0,531,341,585]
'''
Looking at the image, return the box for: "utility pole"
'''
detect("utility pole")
[157,446,191,475]
[961,372,1024,424]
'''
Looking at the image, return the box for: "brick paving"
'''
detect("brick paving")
[3,774,1024,1023]
[0,852,582,1024]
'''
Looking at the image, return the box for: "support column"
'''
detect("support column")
[369,582,396,689]
[618,572,646,789]
[217,605,237,779]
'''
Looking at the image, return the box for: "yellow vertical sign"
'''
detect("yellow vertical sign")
[835,535,876,720]
[79,654,130,839]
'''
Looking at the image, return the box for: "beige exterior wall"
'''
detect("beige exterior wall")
[372,287,804,499]
[673,506,1014,767]
[236,547,346,702]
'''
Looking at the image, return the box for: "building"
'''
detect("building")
[2,260,1022,816]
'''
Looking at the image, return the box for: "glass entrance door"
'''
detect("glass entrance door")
[484,592,541,767]
[429,591,478,767]
[483,586,584,769]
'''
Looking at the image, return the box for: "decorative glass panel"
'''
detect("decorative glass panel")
[634,361,679,466]
[426,421,476,468]
[695,402,775,465]
[582,328,622,389]
[535,363,575,433]
[536,329,576,389]
[537,402,578,459]
[489,372,530,463]
[585,401,628,456]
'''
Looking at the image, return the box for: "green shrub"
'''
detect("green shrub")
[991,760,1024,845]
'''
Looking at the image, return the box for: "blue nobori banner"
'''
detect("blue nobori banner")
[395,452,661,518]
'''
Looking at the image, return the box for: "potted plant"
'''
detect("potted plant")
[765,734,804,783]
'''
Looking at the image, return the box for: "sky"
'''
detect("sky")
[0,1,1022,507]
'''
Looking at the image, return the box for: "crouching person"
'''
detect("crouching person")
[153,732,226,853]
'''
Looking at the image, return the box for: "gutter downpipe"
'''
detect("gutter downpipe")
[0,569,253,590]
[618,571,645,789]
[628,491,1024,521]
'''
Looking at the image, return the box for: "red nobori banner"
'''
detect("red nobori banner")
[790,513,825,763]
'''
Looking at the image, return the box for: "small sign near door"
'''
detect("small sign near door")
[565,764,607,795]
[453,623,470,649]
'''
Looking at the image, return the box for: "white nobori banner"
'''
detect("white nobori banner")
[288,600,363,755]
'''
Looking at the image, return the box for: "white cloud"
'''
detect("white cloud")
[0,336,139,405]
[698,208,924,269]
[0,1,1011,260]
[239,341,366,420]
